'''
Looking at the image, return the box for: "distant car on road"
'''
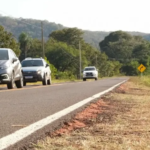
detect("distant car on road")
[0,48,23,89]
[21,57,51,86]
[83,66,98,81]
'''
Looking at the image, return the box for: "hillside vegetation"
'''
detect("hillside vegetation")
[1,16,150,49]
[0,15,150,79]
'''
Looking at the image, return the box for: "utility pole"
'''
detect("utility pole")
[41,21,45,58]
[79,41,82,79]
[96,54,97,68]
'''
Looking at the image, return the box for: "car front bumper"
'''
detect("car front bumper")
[23,72,44,82]
[83,74,97,79]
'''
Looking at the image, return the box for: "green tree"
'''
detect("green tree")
[95,52,121,77]
[27,38,43,57]
[99,31,134,61]
[99,30,150,76]
[121,61,140,76]
[18,32,32,60]
[132,42,150,60]
[81,42,99,67]
[0,25,20,55]
[45,39,80,76]
[49,28,84,49]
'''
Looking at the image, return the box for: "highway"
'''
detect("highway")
[0,77,128,149]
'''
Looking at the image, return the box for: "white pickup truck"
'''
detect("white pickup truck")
[82,66,98,81]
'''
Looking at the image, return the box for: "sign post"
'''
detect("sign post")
[138,64,146,77]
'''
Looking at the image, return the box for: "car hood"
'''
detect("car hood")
[22,67,44,72]
[0,60,9,66]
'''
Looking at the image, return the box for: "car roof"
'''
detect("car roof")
[0,48,11,51]
[24,57,44,60]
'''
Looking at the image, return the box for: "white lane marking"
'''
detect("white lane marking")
[0,79,127,150]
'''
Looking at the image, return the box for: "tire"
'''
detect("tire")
[7,73,15,89]
[23,81,26,86]
[15,73,23,88]
[83,78,86,81]
[47,76,51,85]
[95,78,98,81]
[42,74,47,85]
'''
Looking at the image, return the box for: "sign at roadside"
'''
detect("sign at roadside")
[138,64,146,73]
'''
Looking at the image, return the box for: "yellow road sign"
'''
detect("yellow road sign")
[138,64,146,73]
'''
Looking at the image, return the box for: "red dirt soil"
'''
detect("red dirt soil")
[52,84,126,136]
[52,99,108,136]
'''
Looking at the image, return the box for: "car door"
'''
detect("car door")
[9,49,21,80]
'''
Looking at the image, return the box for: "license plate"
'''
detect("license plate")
[25,76,33,79]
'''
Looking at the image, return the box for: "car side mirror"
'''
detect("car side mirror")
[12,58,18,63]
[46,64,49,67]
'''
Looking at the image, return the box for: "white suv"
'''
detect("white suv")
[83,66,98,81]
[21,57,51,86]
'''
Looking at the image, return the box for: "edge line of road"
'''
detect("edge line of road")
[0,79,128,150]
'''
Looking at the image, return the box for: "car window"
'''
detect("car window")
[84,68,95,71]
[21,60,44,67]
[0,50,9,60]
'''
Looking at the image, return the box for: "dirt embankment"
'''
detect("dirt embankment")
[50,83,128,136]
[35,81,150,150]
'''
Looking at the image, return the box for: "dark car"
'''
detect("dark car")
[0,48,23,89]
[21,57,51,86]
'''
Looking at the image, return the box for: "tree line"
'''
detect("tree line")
[1,16,150,50]
[0,25,148,79]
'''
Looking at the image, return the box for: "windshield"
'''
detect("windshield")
[21,60,44,67]
[0,50,9,60]
[84,68,96,71]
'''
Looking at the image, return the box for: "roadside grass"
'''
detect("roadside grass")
[33,76,150,150]
[129,75,150,87]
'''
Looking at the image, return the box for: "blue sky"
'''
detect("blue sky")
[0,0,150,33]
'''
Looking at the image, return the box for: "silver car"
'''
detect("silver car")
[21,57,51,86]
[0,48,23,89]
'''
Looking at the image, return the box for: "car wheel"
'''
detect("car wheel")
[7,73,15,89]
[95,78,98,81]
[15,73,24,88]
[23,81,26,86]
[83,78,86,81]
[47,76,51,85]
[42,74,47,85]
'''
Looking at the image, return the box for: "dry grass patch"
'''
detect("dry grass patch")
[34,78,150,150]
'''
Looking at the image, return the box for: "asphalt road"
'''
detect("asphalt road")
[0,77,128,140]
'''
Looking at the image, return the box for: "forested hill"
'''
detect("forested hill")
[0,15,150,49]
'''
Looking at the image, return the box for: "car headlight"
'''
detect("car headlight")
[37,70,41,74]
[0,65,9,70]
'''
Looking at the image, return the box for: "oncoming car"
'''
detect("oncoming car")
[83,66,98,81]
[0,48,23,89]
[21,57,51,86]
